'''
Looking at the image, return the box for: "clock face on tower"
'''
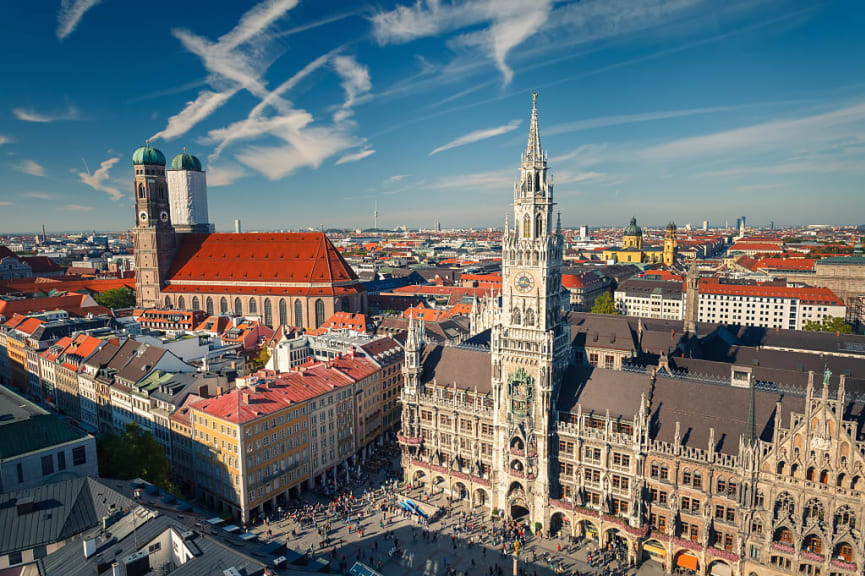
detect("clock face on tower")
[160,211,169,223]
[515,272,534,293]
[138,211,148,224]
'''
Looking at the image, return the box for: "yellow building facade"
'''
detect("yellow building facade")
[602,217,673,265]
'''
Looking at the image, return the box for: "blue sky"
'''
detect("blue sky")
[1,0,864,233]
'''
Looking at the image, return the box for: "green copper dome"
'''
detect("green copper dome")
[170,150,202,171]
[624,216,642,236]
[132,142,166,166]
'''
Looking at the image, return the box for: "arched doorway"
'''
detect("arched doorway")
[642,539,667,563]
[412,469,426,487]
[510,500,530,521]
[550,512,569,537]
[674,550,699,574]
[605,528,628,559]
[452,482,468,501]
[473,488,489,508]
[708,559,732,576]
[578,519,599,542]
[432,475,446,494]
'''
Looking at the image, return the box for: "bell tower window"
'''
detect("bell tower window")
[138,184,145,199]
[536,213,543,238]
[523,215,531,239]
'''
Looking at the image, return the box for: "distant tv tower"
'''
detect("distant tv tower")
[374,201,379,230]
[41,224,46,243]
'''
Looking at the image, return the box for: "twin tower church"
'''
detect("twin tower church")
[130,144,366,329]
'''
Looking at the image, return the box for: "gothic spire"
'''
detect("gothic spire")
[526,91,542,163]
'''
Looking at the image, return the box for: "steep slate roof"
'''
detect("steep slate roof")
[0,477,134,556]
[39,508,266,576]
[568,312,637,353]
[420,344,492,393]
[557,365,651,420]
[0,386,92,460]
[163,232,361,296]
[649,374,806,455]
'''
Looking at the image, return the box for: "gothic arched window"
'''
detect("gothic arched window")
[248,298,257,314]
[177,296,185,309]
[164,296,172,309]
[278,298,287,326]
[314,299,325,328]
[536,213,543,237]
[138,184,145,199]
[219,297,228,314]
[525,308,535,327]
[512,307,521,325]
[192,296,200,311]
[295,300,303,328]
[527,173,533,193]
[523,215,531,239]
[234,297,242,315]
[205,297,214,316]
[264,299,273,327]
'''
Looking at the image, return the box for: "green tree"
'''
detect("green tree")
[803,315,853,334]
[591,291,618,315]
[98,421,177,494]
[94,287,136,309]
[251,347,271,370]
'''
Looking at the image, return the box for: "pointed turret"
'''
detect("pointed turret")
[526,91,542,163]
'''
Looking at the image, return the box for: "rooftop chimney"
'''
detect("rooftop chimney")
[242,392,251,405]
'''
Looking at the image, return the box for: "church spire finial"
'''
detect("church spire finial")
[526,91,542,163]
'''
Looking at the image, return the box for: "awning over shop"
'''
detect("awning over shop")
[643,544,666,559]
[676,552,699,571]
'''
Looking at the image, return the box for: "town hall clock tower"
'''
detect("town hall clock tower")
[491,93,570,522]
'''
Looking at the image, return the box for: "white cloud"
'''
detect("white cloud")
[0,135,13,146]
[13,160,46,177]
[152,89,239,141]
[236,120,359,180]
[641,100,865,162]
[63,204,94,212]
[21,192,56,199]
[430,119,521,155]
[332,55,372,123]
[546,106,738,136]
[78,157,123,201]
[554,171,607,185]
[57,0,102,40]
[388,174,408,183]
[372,0,552,84]
[430,169,513,190]
[207,163,247,187]
[733,183,779,192]
[152,0,300,141]
[13,104,80,123]
[0,201,13,207]
[336,149,375,165]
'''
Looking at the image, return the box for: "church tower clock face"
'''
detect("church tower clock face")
[515,273,534,293]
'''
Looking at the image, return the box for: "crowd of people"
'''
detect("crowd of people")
[244,442,645,576]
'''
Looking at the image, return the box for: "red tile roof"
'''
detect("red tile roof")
[754,258,817,271]
[729,243,783,253]
[0,294,100,318]
[317,312,374,334]
[164,233,360,296]
[699,279,843,304]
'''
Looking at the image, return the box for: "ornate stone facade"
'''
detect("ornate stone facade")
[398,95,865,576]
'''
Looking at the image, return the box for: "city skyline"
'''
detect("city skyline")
[2,0,865,233]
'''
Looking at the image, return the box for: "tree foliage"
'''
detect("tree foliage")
[591,291,618,315]
[98,421,177,494]
[803,315,853,334]
[94,287,136,309]
[251,347,271,370]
